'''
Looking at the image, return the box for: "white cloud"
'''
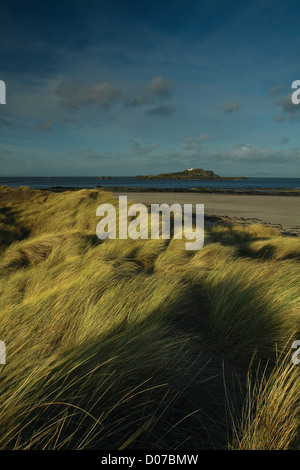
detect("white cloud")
[207,144,300,164]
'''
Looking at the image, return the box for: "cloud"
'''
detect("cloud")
[133,142,300,171]
[181,133,214,150]
[130,139,160,156]
[231,143,270,161]
[56,80,121,112]
[6,77,64,121]
[56,76,174,115]
[269,84,284,96]
[0,118,10,126]
[124,76,174,108]
[147,76,173,100]
[222,100,240,114]
[146,105,175,116]
[272,114,285,123]
[123,89,149,108]
[38,120,52,132]
[209,143,300,164]
[275,92,300,116]
[183,133,214,143]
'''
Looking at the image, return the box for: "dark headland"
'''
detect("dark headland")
[132,168,247,180]
[96,168,247,181]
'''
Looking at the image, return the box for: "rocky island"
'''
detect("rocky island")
[132,168,247,180]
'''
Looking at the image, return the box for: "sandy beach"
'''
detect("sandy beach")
[118,192,300,235]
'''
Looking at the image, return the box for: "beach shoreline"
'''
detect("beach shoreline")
[117,191,300,237]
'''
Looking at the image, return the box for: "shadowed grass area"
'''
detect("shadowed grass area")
[0,187,299,450]
[204,259,300,364]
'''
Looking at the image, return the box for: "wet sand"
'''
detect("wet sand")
[117,192,300,236]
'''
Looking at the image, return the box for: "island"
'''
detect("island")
[132,168,247,180]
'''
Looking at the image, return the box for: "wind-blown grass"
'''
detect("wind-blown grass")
[0,186,299,449]
[230,350,300,450]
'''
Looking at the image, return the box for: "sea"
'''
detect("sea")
[0,176,300,191]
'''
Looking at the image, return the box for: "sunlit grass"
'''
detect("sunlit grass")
[0,186,299,449]
[229,349,300,450]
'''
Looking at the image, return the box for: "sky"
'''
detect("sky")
[1,0,300,177]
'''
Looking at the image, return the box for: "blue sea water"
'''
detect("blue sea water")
[0,176,300,191]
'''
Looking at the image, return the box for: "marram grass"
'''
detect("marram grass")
[0,186,299,449]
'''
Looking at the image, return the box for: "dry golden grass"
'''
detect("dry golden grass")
[0,186,299,450]
[230,350,300,450]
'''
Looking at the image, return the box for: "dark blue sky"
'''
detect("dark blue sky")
[1,0,300,176]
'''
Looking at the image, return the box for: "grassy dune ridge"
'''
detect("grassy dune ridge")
[0,185,299,450]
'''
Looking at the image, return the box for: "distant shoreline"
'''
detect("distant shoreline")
[46,185,300,196]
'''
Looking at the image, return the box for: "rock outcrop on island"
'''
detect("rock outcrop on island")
[133,168,247,180]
